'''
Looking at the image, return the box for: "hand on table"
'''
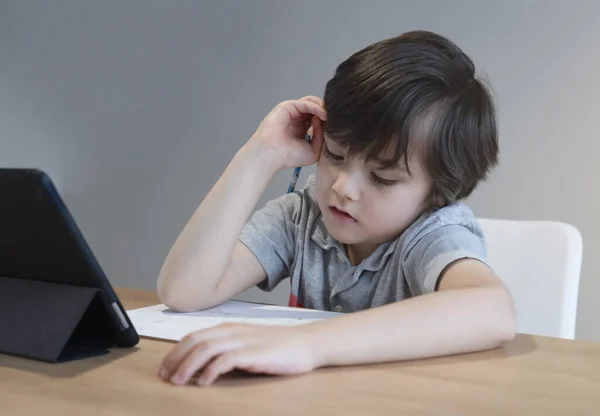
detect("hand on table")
[158,323,319,386]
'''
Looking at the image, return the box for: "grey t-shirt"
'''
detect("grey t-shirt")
[239,175,488,313]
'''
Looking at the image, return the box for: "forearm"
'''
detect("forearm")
[304,284,516,367]
[157,142,281,310]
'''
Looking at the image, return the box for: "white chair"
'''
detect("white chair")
[477,218,583,339]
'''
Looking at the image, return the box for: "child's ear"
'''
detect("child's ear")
[430,191,445,208]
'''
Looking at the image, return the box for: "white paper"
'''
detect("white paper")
[126,300,341,341]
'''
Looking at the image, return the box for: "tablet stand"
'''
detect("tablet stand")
[0,276,119,363]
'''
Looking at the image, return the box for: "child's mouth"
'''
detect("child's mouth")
[329,206,357,223]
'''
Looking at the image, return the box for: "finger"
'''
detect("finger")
[196,350,253,386]
[281,100,327,122]
[159,324,239,380]
[293,112,313,131]
[299,95,325,108]
[300,97,326,124]
[170,338,246,386]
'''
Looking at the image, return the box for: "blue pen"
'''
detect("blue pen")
[287,133,312,193]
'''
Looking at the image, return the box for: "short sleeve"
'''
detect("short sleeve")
[238,192,301,292]
[402,224,488,296]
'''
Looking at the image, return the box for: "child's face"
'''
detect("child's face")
[315,136,434,250]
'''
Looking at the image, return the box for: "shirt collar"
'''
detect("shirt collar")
[310,213,398,272]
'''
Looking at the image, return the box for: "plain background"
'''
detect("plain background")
[1,0,599,340]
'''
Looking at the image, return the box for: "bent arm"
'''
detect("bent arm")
[157,143,280,312]
[303,259,517,367]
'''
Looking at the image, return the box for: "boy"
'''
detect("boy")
[156,30,516,386]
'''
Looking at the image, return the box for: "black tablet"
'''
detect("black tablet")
[0,168,139,348]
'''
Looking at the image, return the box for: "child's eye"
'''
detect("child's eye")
[370,173,397,188]
[323,145,344,162]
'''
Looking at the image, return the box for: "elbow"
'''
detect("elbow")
[493,312,517,345]
[489,288,518,346]
[157,270,219,313]
[157,272,201,313]
[158,286,201,313]
[157,280,185,312]
[158,287,187,313]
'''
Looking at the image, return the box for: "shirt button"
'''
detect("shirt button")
[334,305,344,313]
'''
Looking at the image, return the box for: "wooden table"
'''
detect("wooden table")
[1,288,600,415]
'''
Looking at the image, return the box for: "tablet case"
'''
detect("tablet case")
[0,276,119,363]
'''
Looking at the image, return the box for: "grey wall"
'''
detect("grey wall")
[1,1,599,340]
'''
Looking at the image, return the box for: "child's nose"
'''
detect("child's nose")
[332,171,360,202]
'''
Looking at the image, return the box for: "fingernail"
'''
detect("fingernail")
[171,375,183,385]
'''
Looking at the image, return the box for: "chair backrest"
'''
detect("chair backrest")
[477,218,583,339]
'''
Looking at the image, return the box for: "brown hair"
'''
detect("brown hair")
[323,30,499,205]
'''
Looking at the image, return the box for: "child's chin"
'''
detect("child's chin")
[324,223,366,245]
